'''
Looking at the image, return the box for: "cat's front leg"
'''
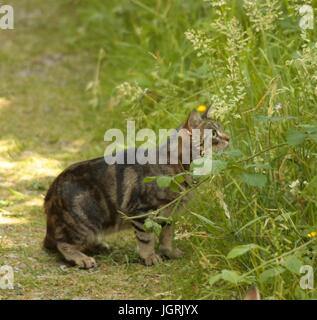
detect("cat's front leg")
[159,224,183,259]
[133,220,162,266]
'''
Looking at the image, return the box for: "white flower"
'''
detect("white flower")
[289,179,300,195]
[275,103,282,111]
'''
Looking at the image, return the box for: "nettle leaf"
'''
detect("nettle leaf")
[174,175,186,184]
[286,129,306,146]
[227,244,260,259]
[143,176,156,183]
[259,267,285,283]
[282,255,303,275]
[169,181,180,193]
[221,270,241,285]
[191,158,227,176]
[209,270,251,287]
[209,274,222,287]
[143,218,162,237]
[156,176,173,189]
[241,173,267,188]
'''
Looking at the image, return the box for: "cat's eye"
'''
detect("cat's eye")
[212,130,217,138]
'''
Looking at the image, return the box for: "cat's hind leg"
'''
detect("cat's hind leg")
[56,242,97,269]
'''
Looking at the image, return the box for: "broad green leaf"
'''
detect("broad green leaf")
[241,173,267,188]
[282,255,303,275]
[259,267,285,283]
[143,176,156,183]
[286,130,306,146]
[221,270,241,285]
[227,244,259,259]
[169,181,180,193]
[156,176,172,188]
[174,175,185,184]
[191,158,227,176]
[209,274,222,287]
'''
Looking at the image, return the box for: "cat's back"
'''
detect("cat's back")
[44,157,108,202]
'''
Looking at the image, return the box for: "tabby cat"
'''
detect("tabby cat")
[44,108,229,268]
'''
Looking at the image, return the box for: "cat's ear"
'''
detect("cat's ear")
[206,105,213,119]
[185,109,203,130]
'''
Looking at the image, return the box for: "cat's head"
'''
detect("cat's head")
[183,107,230,156]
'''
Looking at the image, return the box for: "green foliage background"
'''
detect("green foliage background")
[1,0,317,300]
[74,0,317,299]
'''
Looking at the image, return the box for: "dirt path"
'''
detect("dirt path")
[0,0,194,299]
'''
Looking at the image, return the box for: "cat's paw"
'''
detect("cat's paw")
[159,247,184,259]
[76,256,97,269]
[143,253,162,266]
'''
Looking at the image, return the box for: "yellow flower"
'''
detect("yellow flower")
[307,231,317,238]
[196,105,207,113]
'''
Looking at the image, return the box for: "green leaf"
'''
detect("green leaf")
[286,130,306,146]
[241,173,267,188]
[191,158,227,176]
[227,244,260,259]
[156,176,172,189]
[259,267,285,283]
[189,211,217,228]
[282,255,303,275]
[143,176,156,183]
[209,274,222,287]
[169,181,180,192]
[221,270,241,285]
[143,218,162,236]
[174,175,185,184]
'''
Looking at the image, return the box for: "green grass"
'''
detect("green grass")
[1,0,317,299]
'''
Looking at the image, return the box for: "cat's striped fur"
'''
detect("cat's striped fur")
[44,108,229,268]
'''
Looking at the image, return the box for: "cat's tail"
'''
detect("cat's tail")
[44,233,56,250]
[43,182,58,251]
